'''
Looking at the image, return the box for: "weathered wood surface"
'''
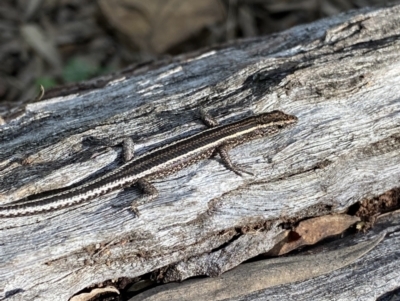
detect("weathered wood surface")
[1,4,400,301]
[130,214,396,301]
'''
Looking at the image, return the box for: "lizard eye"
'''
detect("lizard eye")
[260,115,270,123]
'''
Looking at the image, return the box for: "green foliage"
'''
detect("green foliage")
[35,76,57,90]
[62,57,100,83]
[35,57,113,94]
[62,57,111,83]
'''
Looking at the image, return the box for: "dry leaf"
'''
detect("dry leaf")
[98,0,226,53]
[20,24,62,72]
[269,214,360,256]
[70,286,119,301]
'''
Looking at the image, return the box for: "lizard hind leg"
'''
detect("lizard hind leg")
[217,145,254,176]
[130,178,159,216]
[199,107,219,127]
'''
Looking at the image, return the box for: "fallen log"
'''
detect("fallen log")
[0,4,399,301]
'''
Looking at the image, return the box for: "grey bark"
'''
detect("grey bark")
[1,4,400,301]
[129,227,391,301]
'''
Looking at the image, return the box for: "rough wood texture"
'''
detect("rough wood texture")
[1,4,400,301]
[130,212,398,301]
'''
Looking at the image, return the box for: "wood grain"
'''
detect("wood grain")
[0,4,399,300]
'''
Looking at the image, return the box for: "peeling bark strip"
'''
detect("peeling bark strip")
[131,234,385,301]
[0,4,400,301]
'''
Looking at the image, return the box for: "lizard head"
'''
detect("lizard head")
[257,110,298,128]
